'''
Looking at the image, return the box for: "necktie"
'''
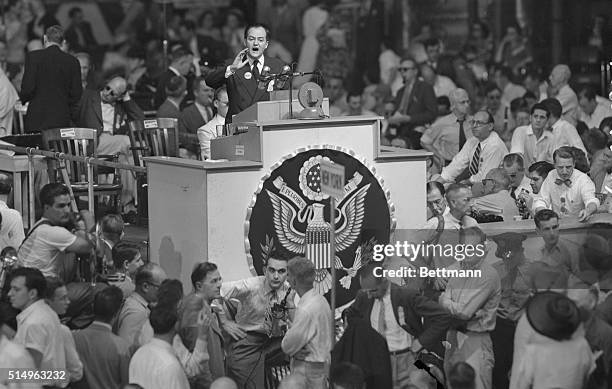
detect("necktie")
[458,119,466,149]
[469,142,481,176]
[252,59,260,80]
[510,188,517,200]
[555,178,572,187]
[377,299,386,336]
[399,82,413,114]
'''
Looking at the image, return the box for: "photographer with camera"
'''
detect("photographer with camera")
[16,183,103,329]
[217,253,295,389]
[17,183,98,280]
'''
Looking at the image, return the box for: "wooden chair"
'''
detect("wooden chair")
[41,128,122,214]
[127,118,179,225]
[127,118,179,166]
[13,102,27,135]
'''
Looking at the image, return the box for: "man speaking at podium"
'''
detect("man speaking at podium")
[205,23,284,124]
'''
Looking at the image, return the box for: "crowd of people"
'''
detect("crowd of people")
[0,0,611,389]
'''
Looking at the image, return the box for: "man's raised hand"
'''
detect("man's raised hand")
[229,49,249,74]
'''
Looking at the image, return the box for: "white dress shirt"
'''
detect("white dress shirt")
[421,113,473,162]
[0,335,40,389]
[0,203,24,250]
[441,131,508,184]
[580,101,612,130]
[370,285,411,352]
[14,300,70,387]
[101,102,116,134]
[137,323,209,378]
[439,260,501,332]
[554,84,579,125]
[197,114,225,160]
[129,338,190,389]
[551,119,587,157]
[60,324,83,383]
[532,169,599,216]
[509,315,594,389]
[510,125,555,168]
[281,288,332,363]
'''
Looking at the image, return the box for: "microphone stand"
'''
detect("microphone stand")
[258,69,320,119]
[281,69,320,119]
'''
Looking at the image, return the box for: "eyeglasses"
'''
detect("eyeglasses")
[146,281,161,288]
[217,100,229,106]
[398,67,416,72]
[481,178,495,185]
[471,120,491,128]
[104,85,119,97]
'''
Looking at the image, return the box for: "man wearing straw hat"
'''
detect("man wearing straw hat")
[510,291,595,389]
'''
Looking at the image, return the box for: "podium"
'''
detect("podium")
[145,99,431,295]
[232,91,330,123]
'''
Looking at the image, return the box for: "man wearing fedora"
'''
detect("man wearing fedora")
[439,227,501,389]
[510,291,595,389]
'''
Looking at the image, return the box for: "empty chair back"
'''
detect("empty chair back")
[127,118,179,167]
[42,127,97,182]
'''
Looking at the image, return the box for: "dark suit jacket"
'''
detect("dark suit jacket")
[394,79,438,129]
[179,103,211,153]
[77,89,144,137]
[332,319,392,389]
[65,22,97,52]
[205,55,284,123]
[156,100,181,120]
[21,45,82,132]
[346,283,450,354]
[154,69,195,109]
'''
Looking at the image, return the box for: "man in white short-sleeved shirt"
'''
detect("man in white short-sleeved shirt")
[8,267,73,387]
[17,183,95,279]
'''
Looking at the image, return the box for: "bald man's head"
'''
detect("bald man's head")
[449,88,470,118]
[134,262,168,303]
[549,64,571,88]
[484,167,510,193]
[101,76,128,104]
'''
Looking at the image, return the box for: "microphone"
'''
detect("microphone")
[275,65,292,89]
[257,66,271,90]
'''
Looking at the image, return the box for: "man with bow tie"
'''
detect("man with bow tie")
[533,146,599,222]
[346,261,450,389]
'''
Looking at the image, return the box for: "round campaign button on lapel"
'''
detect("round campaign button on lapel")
[245,72,252,80]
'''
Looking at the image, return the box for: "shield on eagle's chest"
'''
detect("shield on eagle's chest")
[245,147,394,308]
